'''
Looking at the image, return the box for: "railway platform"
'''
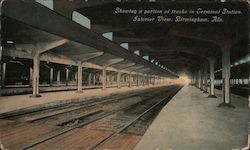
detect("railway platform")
[135,85,250,150]
[0,84,166,114]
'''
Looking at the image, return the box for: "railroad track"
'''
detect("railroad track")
[0,85,182,150]
[91,86,181,150]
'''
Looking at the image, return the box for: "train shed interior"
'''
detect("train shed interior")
[0,0,249,150]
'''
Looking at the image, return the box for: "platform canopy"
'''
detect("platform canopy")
[2,0,249,78]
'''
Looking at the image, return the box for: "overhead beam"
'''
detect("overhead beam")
[111,62,135,69]
[141,46,218,59]
[104,58,124,67]
[54,1,116,18]
[121,64,141,70]
[126,65,145,72]
[15,39,68,54]
[3,48,77,65]
[113,37,155,44]
[38,39,68,53]
[72,52,104,62]
[92,25,128,33]
[3,48,120,72]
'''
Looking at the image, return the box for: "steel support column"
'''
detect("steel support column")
[31,54,41,97]
[66,68,69,86]
[117,71,121,88]
[76,63,83,93]
[198,70,202,89]
[136,73,139,87]
[88,73,91,86]
[1,63,6,88]
[203,64,208,93]
[128,73,132,87]
[208,59,216,98]
[57,70,61,84]
[0,47,2,91]
[29,67,33,87]
[102,68,106,90]
[50,68,53,86]
[219,49,234,107]
[142,75,145,86]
